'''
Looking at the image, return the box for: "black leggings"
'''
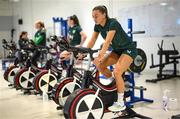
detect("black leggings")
[31,49,40,66]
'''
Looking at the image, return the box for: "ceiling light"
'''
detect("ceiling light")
[160,2,168,6]
[9,0,20,2]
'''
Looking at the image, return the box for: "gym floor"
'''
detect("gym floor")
[0,63,180,119]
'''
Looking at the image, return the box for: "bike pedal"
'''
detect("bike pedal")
[113,110,127,116]
[48,97,52,100]
[48,95,52,99]
[16,87,21,90]
[56,105,63,110]
[34,91,40,95]
[8,84,13,87]
[23,91,31,95]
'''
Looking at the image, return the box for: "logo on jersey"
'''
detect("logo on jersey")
[72,30,76,34]
[127,50,132,54]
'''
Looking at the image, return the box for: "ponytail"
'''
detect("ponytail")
[69,15,80,26]
[93,5,109,19]
[19,31,27,39]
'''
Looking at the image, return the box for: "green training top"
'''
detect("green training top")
[94,18,136,51]
[33,28,46,46]
[68,25,82,46]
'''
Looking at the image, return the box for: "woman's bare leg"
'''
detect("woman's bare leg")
[94,52,119,78]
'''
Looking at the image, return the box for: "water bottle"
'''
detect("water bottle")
[162,89,170,111]
[43,91,48,102]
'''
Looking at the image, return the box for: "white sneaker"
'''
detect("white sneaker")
[108,102,126,112]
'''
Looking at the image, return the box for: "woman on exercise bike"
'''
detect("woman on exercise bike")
[18,31,29,49]
[60,15,87,60]
[86,5,137,112]
[14,31,30,65]
[31,21,46,66]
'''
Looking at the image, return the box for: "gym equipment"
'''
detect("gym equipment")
[129,48,147,73]
[7,47,33,87]
[61,19,152,119]
[4,29,16,58]
[1,39,17,71]
[63,47,151,119]
[52,17,68,38]
[51,52,80,106]
[125,18,153,105]
[33,36,69,95]
[51,52,97,108]
[146,40,180,83]
[112,107,152,119]
[2,57,15,70]
[50,37,98,108]
[34,70,58,94]
[172,114,180,119]
[2,39,17,58]
[33,60,61,95]
[127,19,147,73]
[124,73,153,106]
[14,67,36,90]
[3,50,31,85]
[13,45,49,91]
[4,65,20,85]
[99,46,147,74]
[3,40,35,85]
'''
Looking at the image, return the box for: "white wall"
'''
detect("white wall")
[110,0,161,17]
[11,0,180,71]
[110,0,180,71]
[0,1,13,16]
[12,0,110,47]
[11,0,160,48]
[0,1,13,58]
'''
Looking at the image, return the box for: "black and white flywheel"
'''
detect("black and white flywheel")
[58,79,81,106]
[8,67,20,84]
[19,68,35,90]
[38,70,57,94]
[64,89,104,119]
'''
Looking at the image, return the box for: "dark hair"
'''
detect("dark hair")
[69,15,80,26]
[19,31,27,39]
[93,5,109,19]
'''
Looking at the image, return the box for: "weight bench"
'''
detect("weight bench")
[146,40,180,83]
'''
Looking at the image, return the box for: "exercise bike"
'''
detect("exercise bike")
[63,47,151,119]
[51,50,97,108]
[13,45,50,92]
[48,37,98,107]
[32,36,69,95]
[3,43,33,86]
[32,59,63,95]
[2,39,17,58]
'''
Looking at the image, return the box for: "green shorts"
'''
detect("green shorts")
[112,48,137,60]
